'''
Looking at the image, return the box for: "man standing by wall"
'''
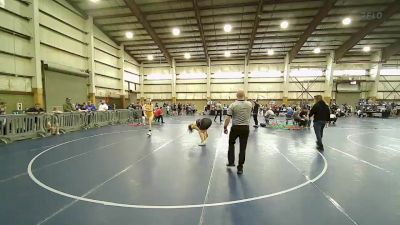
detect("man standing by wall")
[223,90,252,174]
[252,99,260,128]
[214,101,223,123]
[309,95,330,151]
[63,98,75,112]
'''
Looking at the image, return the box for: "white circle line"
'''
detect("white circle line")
[27,130,328,209]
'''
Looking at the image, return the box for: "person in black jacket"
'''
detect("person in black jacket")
[309,95,330,151]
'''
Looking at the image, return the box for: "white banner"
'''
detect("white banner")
[0,0,5,8]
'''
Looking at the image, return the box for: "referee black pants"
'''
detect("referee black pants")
[214,110,222,122]
[228,125,250,169]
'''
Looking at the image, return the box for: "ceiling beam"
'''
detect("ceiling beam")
[288,0,337,62]
[192,0,209,64]
[334,0,400,62]
[245,0,264,64]
[382,39,400,62]
[123,0,172,65]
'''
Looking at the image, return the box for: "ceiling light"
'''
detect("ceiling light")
[223,24,232,33]
[224,51,231,57]
[280,21,289,29]
[147,55,153,61]
[267,49,274,56]
[90,0,100,2]
[363,46,371,52]
[313,47,321,54]
[342,17,351,25]
[184,53,191,59]
[125,31,134,39]
[172,27,180,36]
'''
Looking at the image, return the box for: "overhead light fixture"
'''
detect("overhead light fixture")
[125,31,134,39]
[224,51,231,57]
[172,27,180,36]
[313,47,321,54]
[249,71,282,78]
[290,69,323,77]
[342,17,351,25]
[363,46,371,52]
[213,72,243,79]
[280,21,289,29]
[381,69,400,76]
[267,49,274,56]
[90,0,100,2]
[223,24,232,33]
[184,53,191,59]
[147,55,153,61]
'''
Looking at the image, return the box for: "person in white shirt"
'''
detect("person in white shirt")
[264,108,275,125]
[98,100,108,111]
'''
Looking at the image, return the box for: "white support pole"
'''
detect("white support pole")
[140,62,144,103]
[369,50,382,100]
[244,56,249,99]
[206,57,211,100]
[31,0,43,106]
[171,58,177,103]
[118,44,126,108]
[283,53,290,104]
[86,16,96,103]
[324,51,335,103]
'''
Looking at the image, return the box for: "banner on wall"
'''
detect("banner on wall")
[0,0,5,8]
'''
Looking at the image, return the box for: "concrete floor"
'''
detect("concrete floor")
[0,116,399,225]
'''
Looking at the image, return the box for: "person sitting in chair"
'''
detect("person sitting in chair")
[264,108,275,125]
[293,108,307,127]
[286,107,294,124]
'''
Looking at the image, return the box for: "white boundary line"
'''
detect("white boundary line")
[269,144,358,225]
[198,133,224,225]
[347,133,400,154]
[0,131,146,183]
[27,130,328,209]
[327,146,391,173]
[35,132,187,224]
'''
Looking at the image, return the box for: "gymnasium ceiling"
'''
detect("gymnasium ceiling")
[68,0,400,65]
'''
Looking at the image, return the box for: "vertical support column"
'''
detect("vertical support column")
[118,44,126,109]
[324,51,335,103]
[206,57,211,101]
[139,62,144,104]
[86,16,96,103]
[171,58,177,103]
[282,53,290,105]
[244,56,249,100]
[369,50,382,101]
[31,0,44,107]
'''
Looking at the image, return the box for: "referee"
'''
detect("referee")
[223,90,252,174]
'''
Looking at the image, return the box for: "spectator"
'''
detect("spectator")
[0,102,6,115]
[214,101,223,123]
[98,100,108,111]
[178,103,182,115]
[264,108,275,125]
[49,107,62,135]
[26,103,45,114]
[252,100,260,128]
[63,98,75,112]
[309,95,330,151]
[300,108,311,127]
[293,108,306,127]
[85,101,97,111]
[154,107,164,124]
